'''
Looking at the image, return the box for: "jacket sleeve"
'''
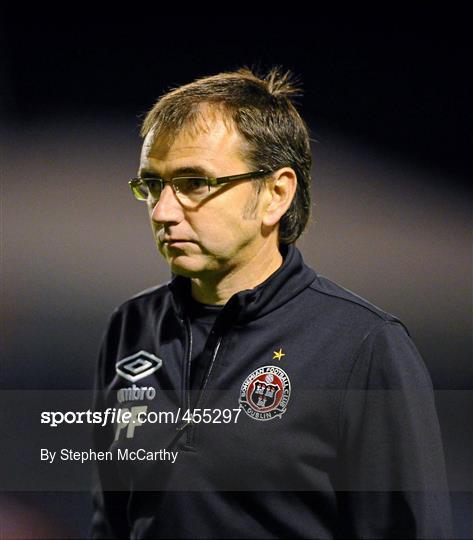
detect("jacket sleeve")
[90,311,131,540]
[335,321,453,539]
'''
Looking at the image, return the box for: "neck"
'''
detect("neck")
[190,243,284,305]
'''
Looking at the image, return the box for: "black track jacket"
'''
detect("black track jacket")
[91,244,452,539]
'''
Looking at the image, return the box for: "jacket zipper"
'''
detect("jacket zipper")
[177,315,223,448]
[184,317,193,417]
[187,335,222,447]
[176,317,193,435]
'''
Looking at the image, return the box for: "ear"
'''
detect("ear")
[262,167,297,228]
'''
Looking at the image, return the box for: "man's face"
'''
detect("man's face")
[139,114,269,280]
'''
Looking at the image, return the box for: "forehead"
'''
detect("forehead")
[140,113,248,174]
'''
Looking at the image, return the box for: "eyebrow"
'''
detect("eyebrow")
[138,165,215,178]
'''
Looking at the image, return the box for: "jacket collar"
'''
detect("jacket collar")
[169,244,317,325]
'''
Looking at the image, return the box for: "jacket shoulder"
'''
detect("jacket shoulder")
[114,281,171,312]
[97,282,172,370]
[308,273,408,333]
[101,282,173,338]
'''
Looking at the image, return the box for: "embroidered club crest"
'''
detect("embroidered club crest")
[239,365,291,421]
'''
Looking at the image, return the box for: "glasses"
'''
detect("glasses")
[129,169,272,206]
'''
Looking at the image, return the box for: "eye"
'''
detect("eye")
[175,177,208,195]
[144,179,162,199]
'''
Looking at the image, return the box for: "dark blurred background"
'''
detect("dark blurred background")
[1,13,471,539]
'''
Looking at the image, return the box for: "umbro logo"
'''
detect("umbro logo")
[116,351,162,382]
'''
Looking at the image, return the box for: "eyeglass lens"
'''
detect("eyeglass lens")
[139,177,210,202]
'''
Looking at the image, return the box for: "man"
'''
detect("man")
[91,68,453,539]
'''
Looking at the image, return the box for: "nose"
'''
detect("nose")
[150,183,184,225]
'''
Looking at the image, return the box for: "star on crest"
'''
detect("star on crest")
[273,348,285,361]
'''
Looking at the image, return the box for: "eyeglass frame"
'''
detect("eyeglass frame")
[128,168,273,203]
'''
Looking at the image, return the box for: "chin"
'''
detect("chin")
[167,255,208,278]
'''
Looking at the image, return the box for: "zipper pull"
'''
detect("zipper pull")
[176,416,194,431]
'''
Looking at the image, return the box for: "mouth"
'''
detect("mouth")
[161,239,195,248]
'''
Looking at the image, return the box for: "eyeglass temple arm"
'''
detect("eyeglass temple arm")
[210,170,269,187]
